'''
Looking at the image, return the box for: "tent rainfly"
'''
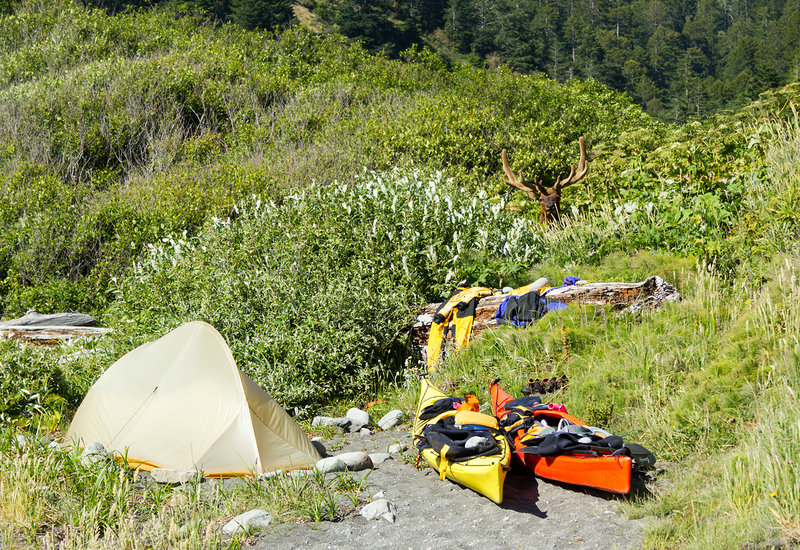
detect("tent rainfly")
[67,321,321,476]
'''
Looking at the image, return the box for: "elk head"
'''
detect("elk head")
[501,137,589,224]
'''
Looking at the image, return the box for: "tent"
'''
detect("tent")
[67,321,321,476]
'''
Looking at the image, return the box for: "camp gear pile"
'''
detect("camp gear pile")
[412,377,511,504]
[490,380,655,495]
[426,286,499,367]
[413,377,655,501]
[426,278,587,367]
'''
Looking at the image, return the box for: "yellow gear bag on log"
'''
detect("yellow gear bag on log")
[426,286,496,368]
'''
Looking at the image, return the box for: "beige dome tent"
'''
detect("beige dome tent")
[67,321,321,476]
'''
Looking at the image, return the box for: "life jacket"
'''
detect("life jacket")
[416,412,503,480]
[495,288,568,328]
[426,286,497,368]
[498,401,627,457]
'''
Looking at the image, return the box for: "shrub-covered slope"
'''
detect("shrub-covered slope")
[2,2,800,548]
[0,0,657,316]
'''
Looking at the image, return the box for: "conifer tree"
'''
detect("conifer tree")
[229,0,292,30]
[333,0,397,53]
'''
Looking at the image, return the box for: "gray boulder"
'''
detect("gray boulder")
[315,457,347,474]
[336,451,373,471]
[311,416,338,428]
[80,441,109,466]
[377,410,405,430]
[222,509,272,535]
[346,407,372,427]
[345,420,366,433]
[311,439,327,457]
[368,452,392,466]
[387,443,407,455]
[360,499,397,523]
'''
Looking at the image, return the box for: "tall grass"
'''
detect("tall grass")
[405,107,800,549]
[0,427,368,549]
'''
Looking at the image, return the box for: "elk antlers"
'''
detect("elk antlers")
[501,137,589,224]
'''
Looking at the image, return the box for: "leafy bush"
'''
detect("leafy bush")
[0,1,666,317]
[0,338,109,426]
[114,168,541,412]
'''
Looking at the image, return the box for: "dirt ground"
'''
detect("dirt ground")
[247,425,648,550]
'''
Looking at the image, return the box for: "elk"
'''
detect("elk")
[501,137,589,224]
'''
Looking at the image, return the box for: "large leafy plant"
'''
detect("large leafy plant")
[115,168,542,412]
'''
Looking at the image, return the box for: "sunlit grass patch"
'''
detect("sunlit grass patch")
[0,427,369,549]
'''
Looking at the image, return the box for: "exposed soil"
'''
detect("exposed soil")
[247,426,648,550]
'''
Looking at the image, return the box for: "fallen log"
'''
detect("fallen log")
[0,308,97,327]
[410,276,681,356]
[0,308,110,344]
[0,325,113,344]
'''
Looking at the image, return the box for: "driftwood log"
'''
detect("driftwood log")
[410,276,681,356]
[0,308,112,344]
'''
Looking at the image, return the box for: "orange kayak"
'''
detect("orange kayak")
[490,380,633,494]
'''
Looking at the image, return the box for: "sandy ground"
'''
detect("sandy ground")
[247,426,647,550]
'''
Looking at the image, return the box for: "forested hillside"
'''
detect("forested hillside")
[1,1,800,548]
[68,0,800,121]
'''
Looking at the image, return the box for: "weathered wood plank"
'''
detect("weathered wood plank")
[0,308,109,344]
[0,325,113,344]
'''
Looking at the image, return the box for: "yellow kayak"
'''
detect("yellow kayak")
[412,377,511,504]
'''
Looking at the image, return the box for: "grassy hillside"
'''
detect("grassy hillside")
[1,1,800,548]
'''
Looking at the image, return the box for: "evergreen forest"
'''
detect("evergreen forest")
[1,0,800,548]
[74,0,800,122]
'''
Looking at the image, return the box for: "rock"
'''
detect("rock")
[346,407,372,427]
[387,443,407,455]
[312,416,338,428]
[333,417,353,429]
[222,509,272,535]
[336,451,373,471]
[315,457,347,474]
[368,452,392,465]
[15,434,26,449]
[359,499,397,523]
[359,428,372,436]
[80,442,109,466]
[312,416,366,432]
[377,410,405,430]
[345,420,366,433]
[48,441,61,452]
[150,468,201,484]
[372,490,386,500]
[311,439,327,457]
[83,441,108,455]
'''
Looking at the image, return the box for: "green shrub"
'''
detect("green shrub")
[114,168,542,413]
